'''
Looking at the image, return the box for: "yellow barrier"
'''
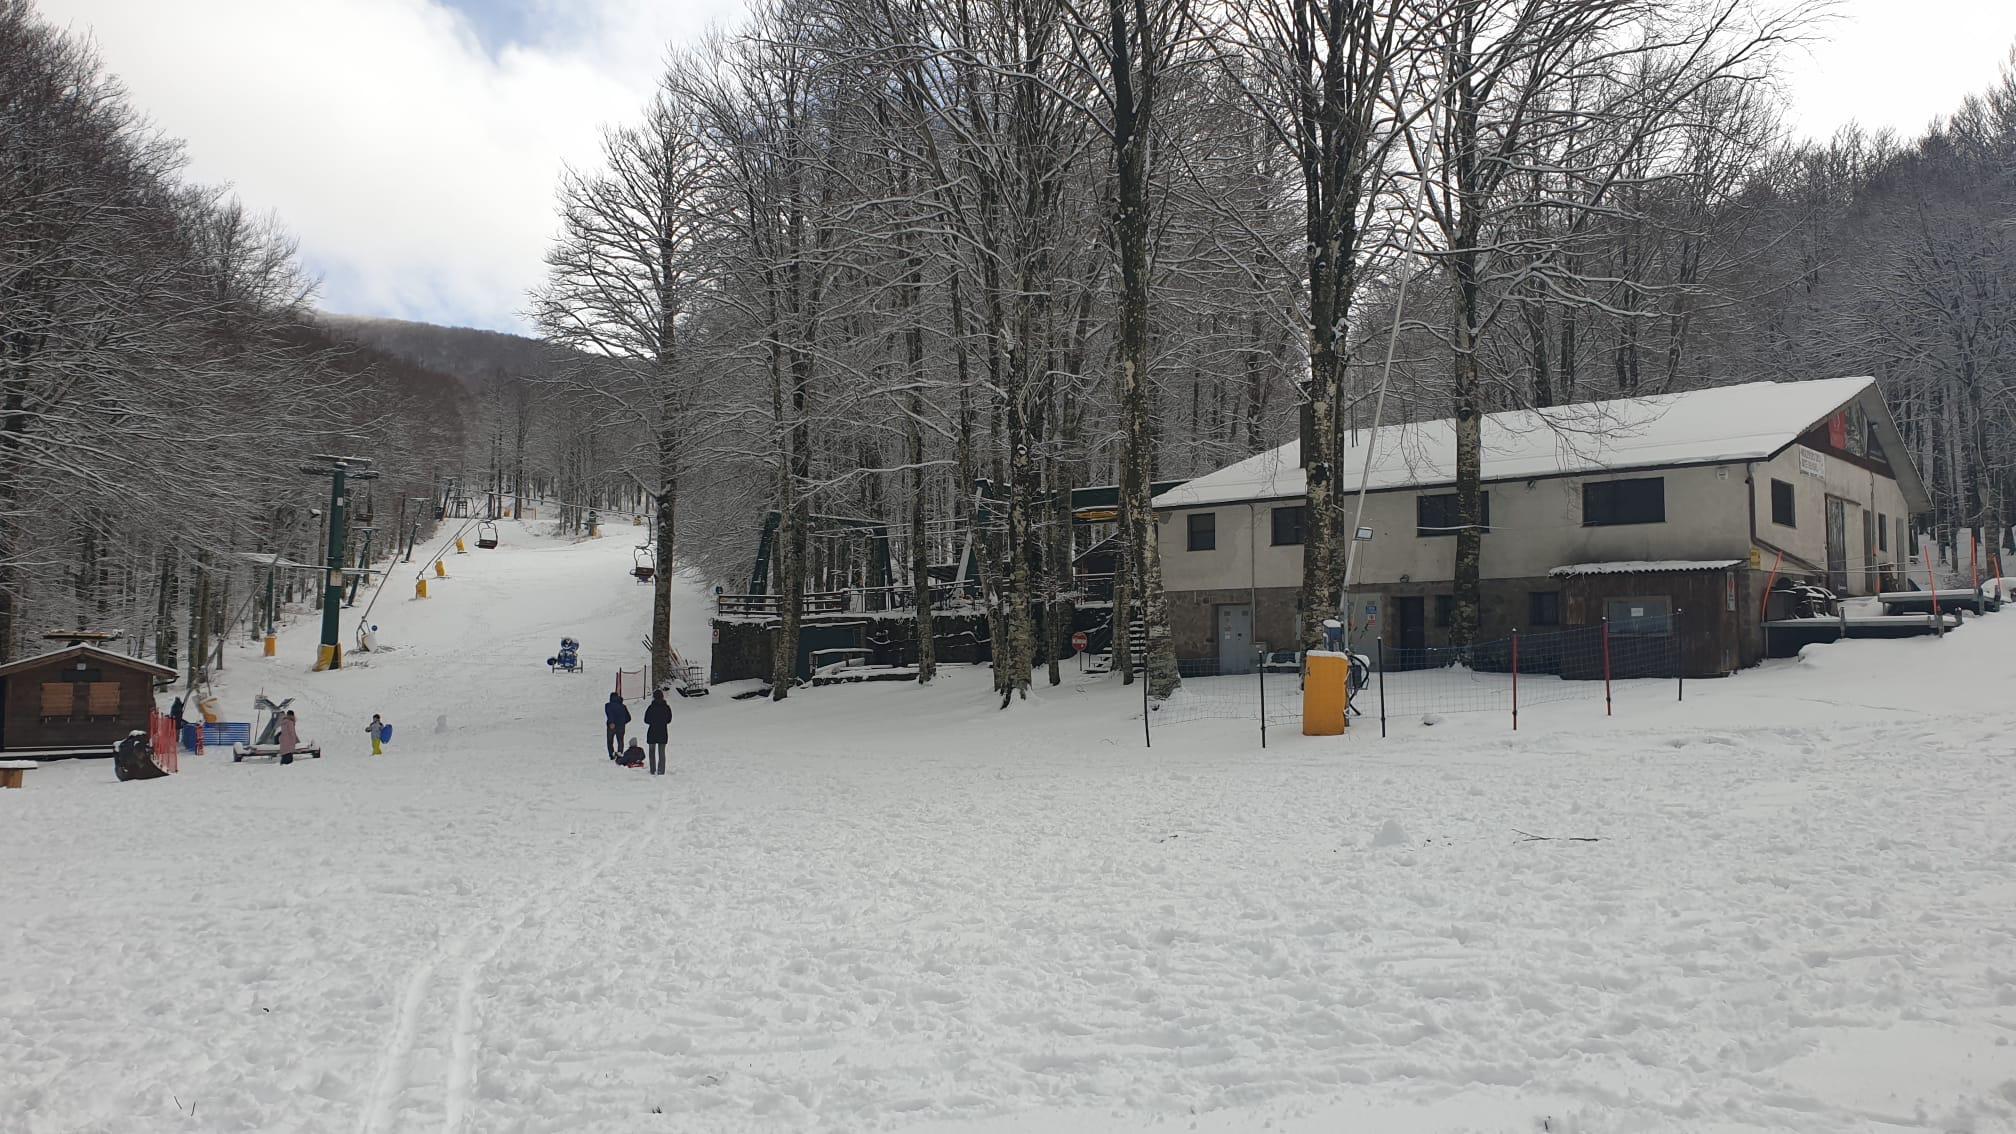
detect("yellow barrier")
[263,635,276,657]
[415,578,429,599]
[314,643,342,672]
[1302,652,1350,736]
[454,537,467,554]
[434,560,448,578]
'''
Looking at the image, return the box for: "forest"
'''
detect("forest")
[522,0,2016,703]
[5,0,2015,707]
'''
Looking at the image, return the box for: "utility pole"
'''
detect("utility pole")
[347,526,376,606]
[301,455,379,671]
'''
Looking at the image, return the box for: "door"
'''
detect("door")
[1216,604,1252,675]
[1825,496,1848,593]
[1396,596,1427,652]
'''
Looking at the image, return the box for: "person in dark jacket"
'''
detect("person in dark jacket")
[642,689,672,776]
[604,692,631,758]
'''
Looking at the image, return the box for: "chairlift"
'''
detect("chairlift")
[632,544,656,584]
[476,520,499,550]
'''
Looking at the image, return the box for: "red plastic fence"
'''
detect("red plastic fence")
[148,711,180,774]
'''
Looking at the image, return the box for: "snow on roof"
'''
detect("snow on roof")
[1155,377,1877,510]
[0,643,177,680]
[1550,560,1742,577]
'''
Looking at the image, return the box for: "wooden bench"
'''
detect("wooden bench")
[0,760,40,789]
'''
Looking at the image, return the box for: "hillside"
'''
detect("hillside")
[318,313,570,392]
[6,518,2016,1130]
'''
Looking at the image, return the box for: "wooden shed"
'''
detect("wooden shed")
[0,645,176,756]
[1551,560,1747,679]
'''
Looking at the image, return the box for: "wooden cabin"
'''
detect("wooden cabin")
[0,645,176,756]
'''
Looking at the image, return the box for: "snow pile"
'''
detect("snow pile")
[6,518,2016,1132]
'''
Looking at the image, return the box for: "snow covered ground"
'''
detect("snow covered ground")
[5,518,2016,1132]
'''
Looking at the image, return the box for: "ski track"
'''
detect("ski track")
[354,783,682,1134]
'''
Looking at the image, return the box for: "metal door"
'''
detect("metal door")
[1397,596,1427,652]
[1216,604,1252,675]
[1825,496,1848,593]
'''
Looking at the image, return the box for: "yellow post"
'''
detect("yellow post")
[1302,651,1349,736]
[314,643,342,672]
[434,560,448,578]
[415,577,429,599]
[263,635,277,657]
[454,537,467,554]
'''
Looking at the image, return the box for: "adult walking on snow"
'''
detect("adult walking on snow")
[643,688,671,776]
[604,691,631,759]
[278,710,301,766]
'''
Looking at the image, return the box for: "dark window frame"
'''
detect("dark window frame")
[1186,512,1216,552]
[1770,479,1796,528]
[1877,513,1888,552]
[1582,477,1667,527]
[1434,595,1454,628]
[1270,505,1304,547]
[1528,591,1561,627]
[1416,491,1491,537]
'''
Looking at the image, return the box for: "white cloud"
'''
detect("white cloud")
[35,0,743,333]
[1780,0,2016,142]
[34,0,2016,333]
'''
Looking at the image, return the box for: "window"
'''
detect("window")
[1606,597,1672,635]
[1529,591,1561,627]
[1417,492,1491,537]
[1582,477,1666,526]
[1434,595,1454,628]
[1186,512,1216,552]
[1770,479,1796,528]
[1271,505,1304,546]
[40,682,74,719]
[1877,513,1888,552]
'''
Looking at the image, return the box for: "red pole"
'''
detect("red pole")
[1927,544,1943,635]
[1972,530,1982,615]
[1601,619,1612,717]
[1758,549,1784,623]
[1511,629,1519,732]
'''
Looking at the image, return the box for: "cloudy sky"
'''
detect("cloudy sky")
[33,0,2016,336]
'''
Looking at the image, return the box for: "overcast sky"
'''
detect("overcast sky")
[32,0,2016,336]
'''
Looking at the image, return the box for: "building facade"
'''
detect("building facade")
[1152,378,1932,675]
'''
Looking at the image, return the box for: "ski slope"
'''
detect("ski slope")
[4,518,2016,1132]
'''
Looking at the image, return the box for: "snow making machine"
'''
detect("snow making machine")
[548,637,584,674]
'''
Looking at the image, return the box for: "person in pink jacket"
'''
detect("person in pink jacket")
[278,711,301,766]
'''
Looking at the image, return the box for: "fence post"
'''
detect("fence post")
[1601,618,1612,717]
[1376,640,1388,739]
[1675,607,1684,702]
[1142,660,1152,749]
[1510,629,1519,732]
[1256,647,1268,750]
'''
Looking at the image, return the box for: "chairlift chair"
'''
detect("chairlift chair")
[632,545,656,584]
[476,520,499,550]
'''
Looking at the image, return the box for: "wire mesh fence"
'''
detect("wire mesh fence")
[1143,619,1685,744]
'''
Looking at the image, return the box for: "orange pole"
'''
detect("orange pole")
[1758,549,1784,623]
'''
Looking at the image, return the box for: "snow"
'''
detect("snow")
[7,516,2016,1132]
[1550,559,1744,576]
[1155,377,1878,509]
